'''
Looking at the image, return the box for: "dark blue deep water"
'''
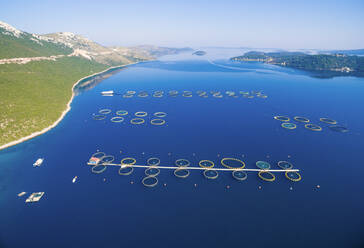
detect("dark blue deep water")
[1,50,364,248]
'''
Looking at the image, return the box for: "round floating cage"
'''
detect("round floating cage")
[305,123,322,131]
[277,161,293,170]
[203,169,219,179]
[258,171,276,182]
[92,164,107,174]
[212,93,223,98]
[147,157,160,167]
[142,176,158,187]
[130,118,145,125]
[175,159,190,167]
[116,110,128,116]
[274,116,290,122]
[100,155,115,164]
[285,171,302,182]
[256,161,271,170]
[168,90,178,97]
[281,122,297,130]
[294,116,310,123]
[199,160,215,168]
[91,151,106,159]
[135,111,148,117]
[138,91,149,97]
[126,90,136,94]
[329,125,349,133]
[153,112,167,118]
[174,168,190,178]
[320,118,337,125]
[99,109,112,114]
[154,90,164,95]
[153,93,163,98]
[232,170,248,181]
[221,158,245,169]
[110,116,124,123]
[93,114,106,120]
[118,166,134,175]
[121,157,136,165]
[150,119,166,126]
[145,167,160,177]
[257,94,268,99]
[182,91,193,97]
[123,94,134,98]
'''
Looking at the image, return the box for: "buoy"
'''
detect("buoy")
[289,186,293,190]
[131,181,134,184]
[194,184,197,187]
[226,185,230,189]
[258,186,262,190]
[163,183,167,187]
[103,178,106,182]
[316,185,320,188]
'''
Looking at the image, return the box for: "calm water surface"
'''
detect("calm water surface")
[1,49,364,248]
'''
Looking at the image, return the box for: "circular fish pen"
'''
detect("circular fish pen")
[277,161,293,170]
[281,123,297,130]
[110,116,124,123]
[274,116,290,122]
[213,93,223,98]
[305,124,322,131]
[91,152,106,159]
[93,114,106,120]
[145,167,160,177]
[320,118,337,125]
[199,160,215,168]
[221,158,245,169]
[294,116,310,123]
[135,111,148,117]
[147,157,160,167]
[150,119,166,126]
[116,110,128,116]
[92,164,107,174]
[232,170,248,181]
[99,109,112,114]
[126,90,136,95]
[258,171,276,182]
[168,90,178,97]
[182,91,193,97]
[153,93,163,98]
[100,155,115,165]
[123,94,134,98]
[121,157,136,165]
[174,168,190,178]
[329,125,349,133]
[175,159,190,167]
[142,176,158,187]
[153,112,167,118]
[130,118,145,125]
[256,161,271,170]
[285,171,302,182]
[203,169,219,179]
[118,166,134,175]
[138,91,149,97]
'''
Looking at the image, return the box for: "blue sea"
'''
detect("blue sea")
[1,49,364,248]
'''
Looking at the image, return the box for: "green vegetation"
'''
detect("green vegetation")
[0,29,72,59]
[231,51,364,76]
[0,57,108,146]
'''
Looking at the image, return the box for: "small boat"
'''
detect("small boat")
[18,192,27,197]
[33,158,44,167]
[72,176,78,183]
[101,90,114,95]
[25,192,44,203]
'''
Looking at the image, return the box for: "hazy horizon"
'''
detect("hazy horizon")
[1,0,364,50]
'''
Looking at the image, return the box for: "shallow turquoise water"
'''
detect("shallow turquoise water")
[1,49,364,247]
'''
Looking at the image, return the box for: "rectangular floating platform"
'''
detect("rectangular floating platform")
[25,192,44,203]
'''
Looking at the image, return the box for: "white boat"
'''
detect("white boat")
[72,176,78,183]
[101,90,114,95]
[33,158,44,167]
[18,192,26,197]
[25,192,44,203]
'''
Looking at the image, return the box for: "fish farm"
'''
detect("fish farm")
[87,152,302,188]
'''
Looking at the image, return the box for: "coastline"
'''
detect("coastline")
[0,62,139,151]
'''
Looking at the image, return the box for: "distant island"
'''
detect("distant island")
[0,20,192,149]
[193,50,206,56]
[231,51,364,77]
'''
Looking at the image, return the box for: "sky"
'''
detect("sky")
[1,0,363,50]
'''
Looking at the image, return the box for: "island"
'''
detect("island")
[193,50,207,56]
[231,51,364,77]
[0,20,192,149]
